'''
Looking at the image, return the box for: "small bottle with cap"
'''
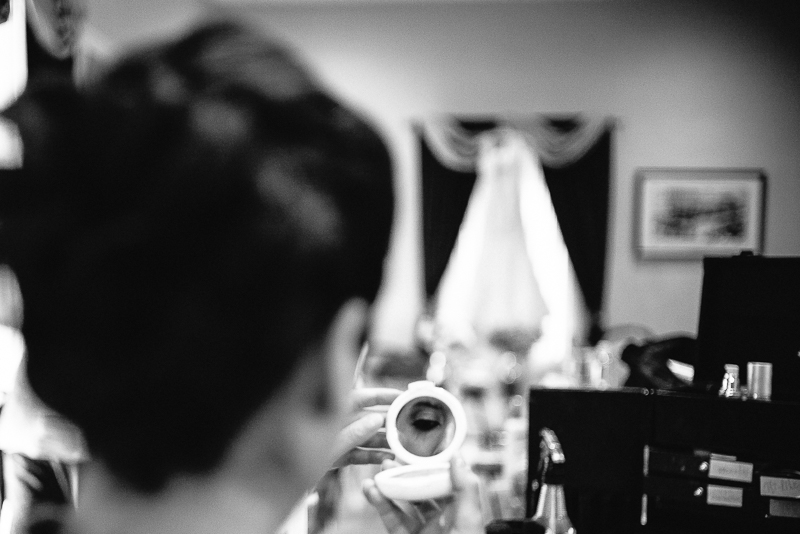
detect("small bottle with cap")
[718,364,741,398]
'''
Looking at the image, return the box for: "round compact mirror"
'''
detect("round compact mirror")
[374,381,467,501]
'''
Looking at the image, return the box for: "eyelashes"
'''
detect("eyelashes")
[409,406,444,433]
[412,419,441,432]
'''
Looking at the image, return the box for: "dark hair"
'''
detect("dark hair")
[0,22,394,492]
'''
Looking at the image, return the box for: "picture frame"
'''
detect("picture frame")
[634,168,766,260]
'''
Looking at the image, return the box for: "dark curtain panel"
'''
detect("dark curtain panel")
[26,19,74,83]
[1,0,10,24]
[542,125,611,343]
[420,118,611,343]
[0,19,75,248]
[420,120,495,298]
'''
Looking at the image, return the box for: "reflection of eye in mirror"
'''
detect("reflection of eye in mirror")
[395,397,455,457]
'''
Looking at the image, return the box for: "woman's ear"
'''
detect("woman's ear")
[327,298,369,356]
[218,299,371,495]
[324,298,369,412]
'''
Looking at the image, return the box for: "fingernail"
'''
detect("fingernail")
[366,412,385,427]
[361,479,377,500]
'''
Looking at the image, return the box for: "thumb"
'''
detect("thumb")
[332,411,385,465]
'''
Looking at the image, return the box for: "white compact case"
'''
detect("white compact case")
[374,380,467,501]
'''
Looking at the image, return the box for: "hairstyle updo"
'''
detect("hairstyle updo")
[0,22,394,492]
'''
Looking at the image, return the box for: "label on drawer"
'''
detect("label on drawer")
[706,484,743,507]
[708,458,753,483]
[761,476,800,499]
[770,498,800,518]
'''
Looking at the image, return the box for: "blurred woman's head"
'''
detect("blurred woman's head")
[0,21,394,501]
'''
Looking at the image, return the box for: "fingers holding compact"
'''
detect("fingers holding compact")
[331,387,401,469]
[363,477,423,534]
[443,455,483,534]
[363,456,484,534]
[349,387,402,412]
[416,455,483,534]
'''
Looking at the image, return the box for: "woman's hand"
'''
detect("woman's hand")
[330,387,401,469]
[362,456,484,534]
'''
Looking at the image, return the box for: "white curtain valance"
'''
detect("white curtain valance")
[434,129,587,364]
[26,0,85,60]
[420,114,613,171]
[0,0,27,111]
[420,117,482,173]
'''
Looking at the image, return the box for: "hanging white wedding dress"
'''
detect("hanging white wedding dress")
[435,129,547,342]
[434,128,584,381]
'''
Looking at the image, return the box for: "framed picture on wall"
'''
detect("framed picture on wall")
[634,168,766,260]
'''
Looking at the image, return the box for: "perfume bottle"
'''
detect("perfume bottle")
[718,364,741,398]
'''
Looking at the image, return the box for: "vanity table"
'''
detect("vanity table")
[519,387,800,534]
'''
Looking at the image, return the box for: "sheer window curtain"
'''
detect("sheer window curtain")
[420,116,612,381]
[0,0,27,114]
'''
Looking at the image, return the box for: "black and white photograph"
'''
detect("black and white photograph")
[1,2,800,534]
[635,168,765,259]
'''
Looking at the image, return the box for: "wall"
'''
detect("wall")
[84,0,800,346]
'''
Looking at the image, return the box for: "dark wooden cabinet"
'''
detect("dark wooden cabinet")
[524,388,800,534]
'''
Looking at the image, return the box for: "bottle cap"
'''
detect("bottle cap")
[724,364,739,374]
